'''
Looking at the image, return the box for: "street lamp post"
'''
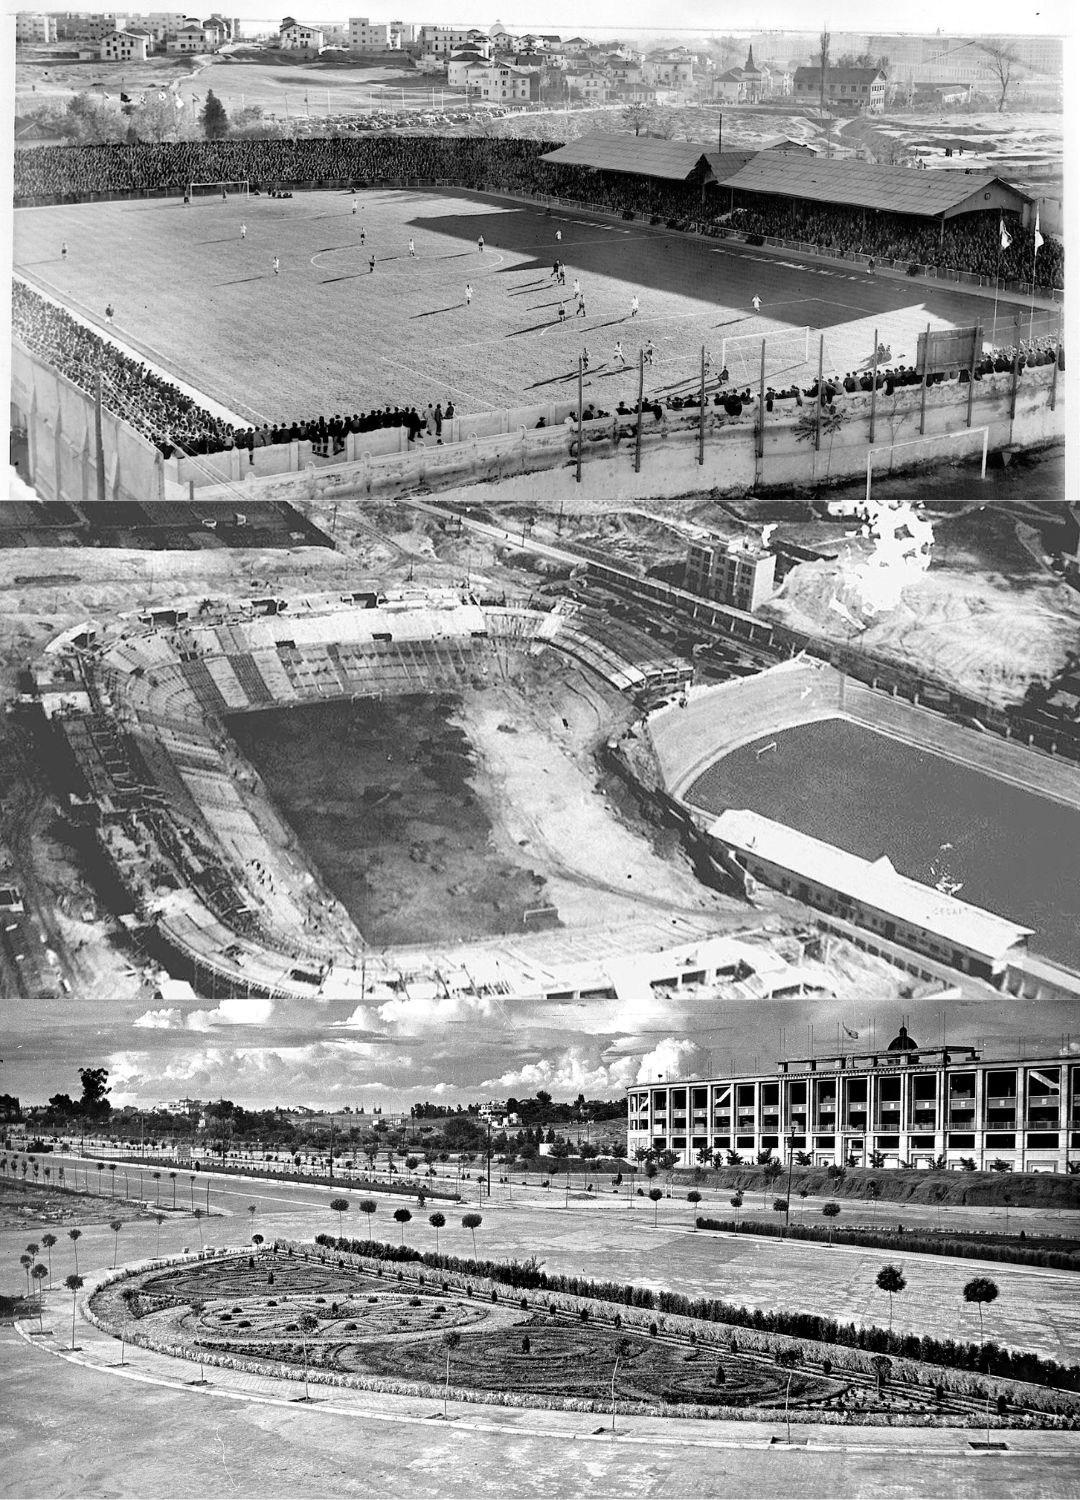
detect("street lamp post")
[783,1133,796,1237]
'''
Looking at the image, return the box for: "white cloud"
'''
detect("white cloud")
[132,1008,182,1029]
[376,993,496,1031]
[483,1045,639,1096]
[185,997,275,1031]
[634,1036,705,1084]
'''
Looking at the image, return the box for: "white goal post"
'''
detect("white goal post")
[186,180,250,199]
[865,428,989,502]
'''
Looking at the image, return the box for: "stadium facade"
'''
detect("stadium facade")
[626,1029,1079,1173]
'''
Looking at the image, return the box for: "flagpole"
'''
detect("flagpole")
[992,237,1001,348]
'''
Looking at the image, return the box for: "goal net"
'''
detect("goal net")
[186,180,250,200]
[720,325,810,386]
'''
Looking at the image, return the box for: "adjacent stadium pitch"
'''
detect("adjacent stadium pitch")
[14,187,1049,427]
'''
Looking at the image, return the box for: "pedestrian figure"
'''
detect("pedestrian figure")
[613,340,625,368]
[576,292,586,317]
[551,261,560,280]
[573,278,581,296]
[477,234,485,252]
[408,238,416,256]
[558,263,566,285]
[351,199,358,215]
[581,346,590,372]
[61,241,68,260]
[369,254,376,273]
[465,282,472,306]
[751,294,761,313]
[630,295,639,317]
[555,229,562,242]
[704,349,712,376]
[643,339,654,365]
[272,256,280,276]
[221,186,227,200]
[558,301,566,321]
[240,222,247,239]
[867,258,875,274]
[105,302,114,324]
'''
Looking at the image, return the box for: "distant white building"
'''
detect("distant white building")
[465,62,538,103]
[685,535,777,612]
[100,28,150,59]
[280,20,323,51]
[16,12,59,42]
[348,16,399,51]
[166,22,210,51]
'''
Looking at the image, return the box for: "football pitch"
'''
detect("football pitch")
[13,186,1049,427]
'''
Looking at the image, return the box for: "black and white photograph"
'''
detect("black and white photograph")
[1,0,1077,1493]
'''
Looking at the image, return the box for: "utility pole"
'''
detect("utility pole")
[94,368,107,503]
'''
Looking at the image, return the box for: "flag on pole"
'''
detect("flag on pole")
[843,1025,860,1040]
[1034,208,1044,255]
[999,216,1012,251]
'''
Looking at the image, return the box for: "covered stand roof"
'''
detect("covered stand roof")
[541,133,715,182]
[719,155,1032,220]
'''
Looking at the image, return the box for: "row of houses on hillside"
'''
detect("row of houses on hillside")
[16,9,236,52]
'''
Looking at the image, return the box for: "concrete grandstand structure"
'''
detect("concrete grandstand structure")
[21,587,873,1005]
[626,1031,1080,1172]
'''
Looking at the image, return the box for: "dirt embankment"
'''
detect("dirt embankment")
[673,1164,1080,1210]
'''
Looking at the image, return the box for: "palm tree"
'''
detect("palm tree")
[876,1264,907,1333]
[193,1207,204,1248]
[169,1171,178,1209]
[20,1254,33,1296]
[107,1218,123,1269]
[393,1207,412,1243]
[247,1203,258,1234]
[152,1171,161,1205]
[648,1187,663,1226]
[963,1276,999,1341]
[68,1228,81,1274]
[330,1198,350,1237]
[26,1241,39,1264]
[429,1211,446,1253]
[442,1329,461,1418]
[461,1212,482,1258]
[109,1163,117,1196]
[32,1263,48,1330]
[154,1212,165,1257]
[41,1233,56,1285]
[297,1311,319,1401]
[65,1272,84,1349]
[189,1175,196,1212]
[358,1199,377,1238]
[96,1163,105,1193]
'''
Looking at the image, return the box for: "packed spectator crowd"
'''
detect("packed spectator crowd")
[13,281,460,458]
[13,279,234,456]
[13,138,1063,291]
[727,197,1065,292]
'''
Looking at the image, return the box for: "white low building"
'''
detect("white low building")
[100,28,150,59]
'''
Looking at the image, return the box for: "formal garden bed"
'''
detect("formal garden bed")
[84,1242,1080,1428]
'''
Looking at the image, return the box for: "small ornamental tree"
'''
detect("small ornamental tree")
[876,1264,907,1333]
[429,1211,446,1253]
[686,1189,702,1220]
[730,1190,744,1225]
[330,1198,350,1236]
[461,1212,482,1257]
[68,1228,81,1273]
[65,1272,84,1349]
[442,1329,461,1418]
[648,1187,663,1226]
[393,1207,412,1243]
[297,1312,319,1400]
[109,1219,123,1269]
[963,1276,1000,1340]
[358,1199,377,1233]
[822,1201,840,1243]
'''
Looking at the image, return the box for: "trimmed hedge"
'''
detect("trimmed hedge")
[694,1214,1080,1272]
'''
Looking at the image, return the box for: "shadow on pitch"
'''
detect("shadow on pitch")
[411,304,462,319]
[217,275,269,285]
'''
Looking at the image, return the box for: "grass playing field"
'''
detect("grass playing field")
[13,187,1050,429]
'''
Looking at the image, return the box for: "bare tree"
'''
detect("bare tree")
[979,40,1023,112]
